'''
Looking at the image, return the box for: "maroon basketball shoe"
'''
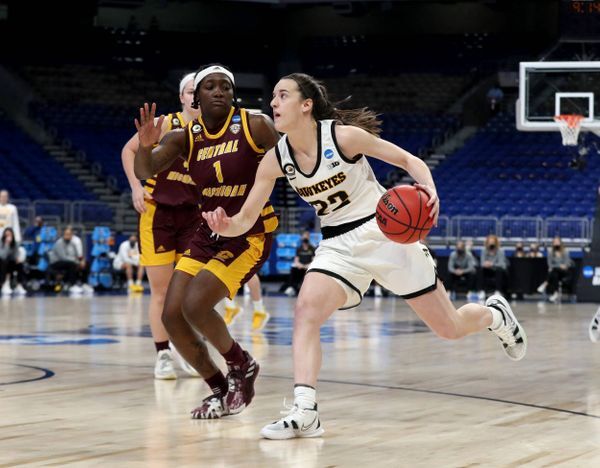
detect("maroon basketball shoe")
[225,351,260,414]
[191,393,230,419]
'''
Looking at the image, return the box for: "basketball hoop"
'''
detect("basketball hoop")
[554,114,585,146]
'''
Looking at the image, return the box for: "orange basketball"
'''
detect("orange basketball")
[375,185,433,244]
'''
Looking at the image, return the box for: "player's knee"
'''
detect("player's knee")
[161,302,179,331]
[294,301,323,328]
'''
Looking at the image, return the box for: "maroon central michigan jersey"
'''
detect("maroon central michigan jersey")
[184,107,278,235]
[145,112,199,206]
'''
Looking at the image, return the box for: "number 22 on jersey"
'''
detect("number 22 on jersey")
[309,190,351,216]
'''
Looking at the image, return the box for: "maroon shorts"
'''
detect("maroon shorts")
[175,223,273,298]
[139,200,200,266]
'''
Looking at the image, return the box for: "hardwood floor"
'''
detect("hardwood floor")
[1,294,600,467]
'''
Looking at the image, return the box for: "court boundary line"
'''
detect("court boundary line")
[262,374,600,420]
[0,363,55,386]
[9,357,600,420]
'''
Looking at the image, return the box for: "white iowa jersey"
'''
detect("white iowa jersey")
[275,120,386,227]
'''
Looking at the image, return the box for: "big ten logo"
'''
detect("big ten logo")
[215,250,234,262]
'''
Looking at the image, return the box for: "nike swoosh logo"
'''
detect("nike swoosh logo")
[300,414,318,431]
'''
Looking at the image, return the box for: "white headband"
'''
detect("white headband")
[193,66,235,89]
[179,72,196,94]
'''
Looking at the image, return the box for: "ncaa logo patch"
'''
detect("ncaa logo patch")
[232,115,241,124]
[584,266,594,278]
[284,163,296,180]
[229,123,241,134]
[192,124,203,133]
[324,149,334,159]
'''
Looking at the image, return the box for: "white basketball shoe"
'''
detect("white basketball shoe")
[154,349,177,380]
[589,306,600,343]
[260,401,324,440]
[170,345,201,377]
[486,294,527,361]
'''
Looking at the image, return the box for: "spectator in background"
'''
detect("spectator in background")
[528,242,544,258]
[478,234,509,299]
[486,86,504,114]
[24,216,44,242]
[285,231,316,296]
[514,242,526,258]
[49,226,92,294]
[24,216,44,264]
[0,227,26,296]
[447,239,477,300]
[546,236,575,303]
[114,234,144,292]
[0,190,21,243]
[70,226,93,294]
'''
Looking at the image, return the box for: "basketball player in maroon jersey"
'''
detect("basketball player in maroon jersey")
[202,72,528,438]
[134,64,280,419]
[122,72,201,379]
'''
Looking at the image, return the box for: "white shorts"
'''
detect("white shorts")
[308,218,437,309]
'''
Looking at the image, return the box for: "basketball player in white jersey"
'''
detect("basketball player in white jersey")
[589,307,600,342]
[202,73,527,439]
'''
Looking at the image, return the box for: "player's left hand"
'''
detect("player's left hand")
[415,183,439,226]
[202,207,231,235]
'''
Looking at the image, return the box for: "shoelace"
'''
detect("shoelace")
[279,399,302,419]
[227,370,244,393]
[192,396,222,418]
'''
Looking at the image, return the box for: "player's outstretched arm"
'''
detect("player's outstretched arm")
[122,112,170,213]
[335,124,440,225]
[133,103,185,179]
[202,149,283,237]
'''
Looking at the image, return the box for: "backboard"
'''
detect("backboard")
[516,61,600,132]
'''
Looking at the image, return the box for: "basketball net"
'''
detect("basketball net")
[554,114,585,146]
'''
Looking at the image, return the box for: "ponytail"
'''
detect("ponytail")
[283,73,382,136]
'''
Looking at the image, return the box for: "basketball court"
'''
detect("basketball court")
[2,293,600,466]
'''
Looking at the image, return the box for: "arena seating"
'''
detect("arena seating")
[0,112,95,201]
[434,112,598,219]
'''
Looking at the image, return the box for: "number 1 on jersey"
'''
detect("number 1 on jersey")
[213,160,224,183]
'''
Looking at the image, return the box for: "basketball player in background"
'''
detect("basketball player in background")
[203,73,528,439]
[223,273,271,330]
[589,307,600,342]
[122,72,200,379]
[0,190,21,242]
[134,64,280,419]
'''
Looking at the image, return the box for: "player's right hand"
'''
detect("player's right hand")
[132,183,153,214]
[134,102,165,148]
[202,207,231,235]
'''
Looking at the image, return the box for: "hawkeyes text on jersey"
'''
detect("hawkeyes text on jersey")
[275,120,385,227]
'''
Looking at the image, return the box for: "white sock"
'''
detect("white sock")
[294,385,316,409]
[253,299,264,312]
[224,297,237,309]
[135,279,141,286]
[488,306,504,329]
[127,279,133,286]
